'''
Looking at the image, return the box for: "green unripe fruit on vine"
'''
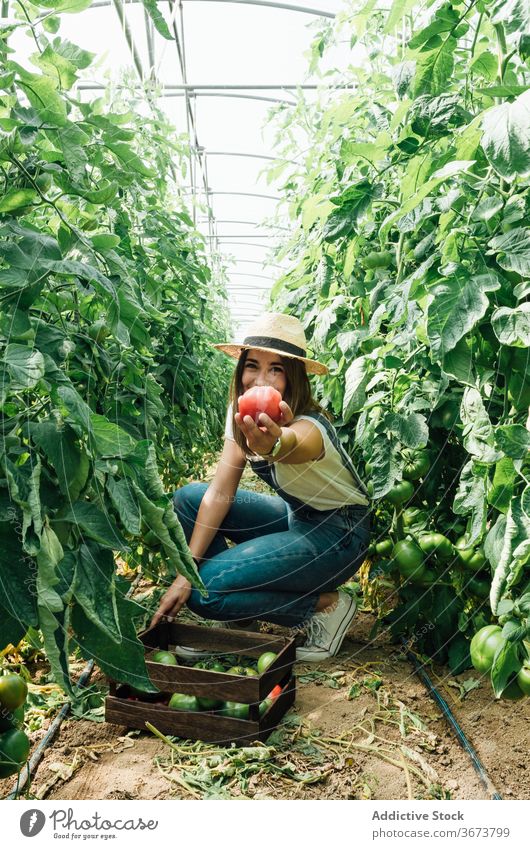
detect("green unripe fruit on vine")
[88,319,109,344]
[386,480,414,505]
[362,250,393,270]
[34,173,52,192]
[392,539,425,581]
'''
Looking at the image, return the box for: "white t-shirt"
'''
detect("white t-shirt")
[224,404,369,510]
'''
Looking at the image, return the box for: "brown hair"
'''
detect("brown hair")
[228,348,331,455]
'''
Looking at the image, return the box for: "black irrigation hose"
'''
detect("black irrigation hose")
[6,659,96,800]
[403,641,502,800]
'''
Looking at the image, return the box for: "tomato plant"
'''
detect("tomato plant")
[266,0,530,693]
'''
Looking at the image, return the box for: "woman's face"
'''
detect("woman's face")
[241,348,287,397]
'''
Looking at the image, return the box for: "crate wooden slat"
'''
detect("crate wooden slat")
[105,620,297,744]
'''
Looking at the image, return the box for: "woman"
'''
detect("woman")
[151,313,371,661]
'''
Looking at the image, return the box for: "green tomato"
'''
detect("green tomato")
[226,665,249,676]
[220,701,250,720]
[168,692,201,712]
[516,663,530,696]
[402,449,431,481]
[418,532,454,561]
[375,539,393,557]
[196,696,223,710]
[0,728,30,778]
[88,319,109,344]
[402,507,428,528]
[193,660,226,673]
[470,625,504,674]
[257,652,278,674]
[151,650,178,666]
[0,674,28,712]
[392,539,425,581]
[386,480,414,506]
[258,697,273,717]
[417,569,437,587]
[362,250,393,269]
[243,666,258,677]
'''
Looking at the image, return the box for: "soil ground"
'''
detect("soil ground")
[3,467,528,801]
[3,611,527,802]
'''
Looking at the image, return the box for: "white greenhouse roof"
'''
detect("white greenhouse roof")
[12,0,353,332]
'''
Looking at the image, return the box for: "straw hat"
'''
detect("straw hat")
[213,312,328,375]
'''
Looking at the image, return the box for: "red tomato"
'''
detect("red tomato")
[238,386,282,423]
[268,684,283,700]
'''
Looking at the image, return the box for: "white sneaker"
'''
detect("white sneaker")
[295,592,357,662]
[174,620,260,660]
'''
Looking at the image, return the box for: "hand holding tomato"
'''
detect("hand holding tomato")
[235,394,294,457]
[238,386,283,423]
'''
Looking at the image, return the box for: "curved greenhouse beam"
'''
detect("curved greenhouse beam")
[93,0,335,17]
[199,218,289,229]
[76,84,296,104]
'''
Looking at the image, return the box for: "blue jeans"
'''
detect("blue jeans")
[173,482,371,627]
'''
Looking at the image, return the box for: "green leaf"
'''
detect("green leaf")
[384,0,418,34]
[488,458,516,513]
[412,37,456,97]
[38,604,74,698]
[495,425,530,459]
[0,188,39,212]
[427,272,500,358]
[31,45,78,89]
[4,344,45,389]
[107,477,141,536]
[488,228,530,277]
[368,432,399,499]
[343,356,369,422]
[491,303,530,347]
[29,419,90,501]
[453,461,488,546]
[0,520,38,628]
[105,141,156,178]
[0,604,28,650]
[36,524,64,615]
[88,414,137,459]
[90,234,120,251]
[384,412,428,449]
[481,90,530,179]
[59,502,130,551]
[490,496,530,614]
[73,543,122,644]
[27,0,92,12]
[16,68,68,127]
[323,181,376,242]
[442,337,475,385]
[490,640,522,699]
[460,388,500,464]
[476,84,530,97]
[71,594,157,692]
[40,259,117,298]
[142,0,173,40]
[133,484,204,590]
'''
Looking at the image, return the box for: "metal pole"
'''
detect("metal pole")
[77,86,297,104]
[92,0,335,17]
[144,8,156,80]
[111,0,145,80]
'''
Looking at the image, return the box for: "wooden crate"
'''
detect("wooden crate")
[105,620,296,745]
